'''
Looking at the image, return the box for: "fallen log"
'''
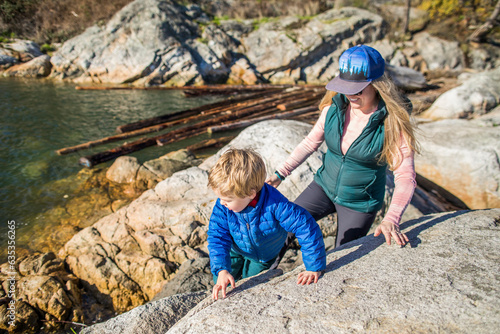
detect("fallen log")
[207,105,318,133]
[78,128,206,168]
[58,92,276,155]
[64,88,313,157]
[75,84,296,91]
[182,85,288,97]
[76,87,324,166]
[116,90,279,133]
[276,92,323,111]
[78,136,158,168]
[117,86,320,133]
[177,84,297,95]
[155,89,315,145]
[185,136,235,152]
[80,97,282,166]
[155,128,207,147]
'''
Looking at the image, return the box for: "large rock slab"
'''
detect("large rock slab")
[58,120,328,312]
[167,209,500,333]
[239,7,388,84]
[415,118,500,209]
[80,291,208,334]
[50,0,205,85]
[59,120,449,313]
[50,2,392,86]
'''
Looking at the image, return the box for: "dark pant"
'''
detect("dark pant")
[213,249,277,283]
[271,180,377,269]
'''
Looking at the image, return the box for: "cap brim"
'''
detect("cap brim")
[325,77,371,95]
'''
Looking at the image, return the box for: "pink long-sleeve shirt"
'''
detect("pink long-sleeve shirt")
[277,105,416,226]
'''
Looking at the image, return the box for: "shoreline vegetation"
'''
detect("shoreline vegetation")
[1,0,499,50]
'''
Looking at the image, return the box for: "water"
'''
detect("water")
[0,78,221,260]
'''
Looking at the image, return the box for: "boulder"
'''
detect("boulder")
[106,156,141,184]
[227,57,264,85]
[167,209,500,334]
[0,301,39,333]
[385,64,428,91]
[0,253,83,332]
[3,55,52,78]
[50,0,202,85]
[1,40,43,62]
[0,53,18,69]
[107,150,201,189]
[415,118,500,209]
[466,43,500,71]
[413,32,466,72]
[421,67,500,119]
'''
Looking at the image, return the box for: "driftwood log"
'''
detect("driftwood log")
[185,136,235,152]
[116,90,275,133]
[57,91,287,155]
[207,105,318,133]
[59,85,325,167]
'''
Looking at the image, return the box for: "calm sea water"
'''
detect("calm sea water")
[0,78,220,259]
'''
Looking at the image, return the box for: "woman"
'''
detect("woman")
[267,45,419,249]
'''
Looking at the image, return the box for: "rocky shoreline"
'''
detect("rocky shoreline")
[0,0,499,333]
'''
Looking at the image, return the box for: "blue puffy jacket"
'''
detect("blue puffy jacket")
[207,183,326,276]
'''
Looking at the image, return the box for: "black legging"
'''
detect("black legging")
[271,180,377,269]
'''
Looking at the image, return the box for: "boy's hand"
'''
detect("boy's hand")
[297,271,321,285]
[374,221,409,246]
[213,270,235,300]
[265,174,282,188]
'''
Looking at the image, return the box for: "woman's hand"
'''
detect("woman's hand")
[265,173,282,188]
[212,270,235,300]
[374,221,409,246]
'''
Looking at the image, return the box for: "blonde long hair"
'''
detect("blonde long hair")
[318,74,420,170]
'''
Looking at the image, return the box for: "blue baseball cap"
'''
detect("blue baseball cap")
[326,45,385,95]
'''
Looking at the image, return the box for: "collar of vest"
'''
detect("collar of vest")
[332,94,388,124]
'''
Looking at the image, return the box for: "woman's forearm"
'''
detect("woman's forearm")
[277,106,328,177]
[383,148,417,226]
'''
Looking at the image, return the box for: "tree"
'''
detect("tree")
[468,0,500,42]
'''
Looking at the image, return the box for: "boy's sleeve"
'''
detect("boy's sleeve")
[275,196,326,272]
[207,199,233,276]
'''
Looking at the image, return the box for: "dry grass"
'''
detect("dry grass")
[1,0,134,44]
[33,0,135,42]
[2,0,493,46]
[1,0,334,44]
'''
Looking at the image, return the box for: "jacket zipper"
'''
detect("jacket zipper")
[245,218,259,261]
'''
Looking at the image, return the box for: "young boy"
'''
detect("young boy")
[207,148,326,300]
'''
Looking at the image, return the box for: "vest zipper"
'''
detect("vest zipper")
[334,155,345,201]
[335,113,375,201]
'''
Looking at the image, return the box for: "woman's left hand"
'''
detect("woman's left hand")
[374,221,409,246]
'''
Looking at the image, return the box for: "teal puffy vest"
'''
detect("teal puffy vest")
[314,94,388,213]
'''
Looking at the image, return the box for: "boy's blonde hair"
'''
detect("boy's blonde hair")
[208,148,266,198]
